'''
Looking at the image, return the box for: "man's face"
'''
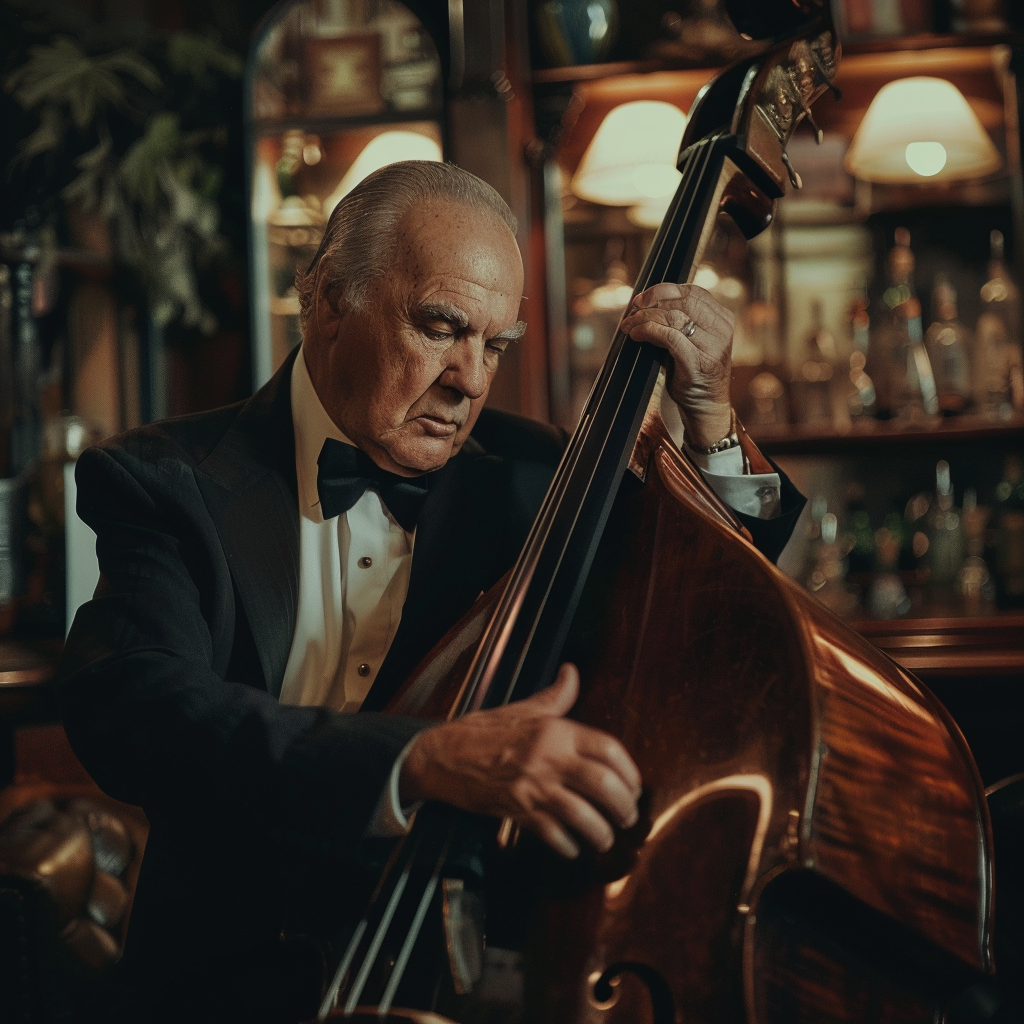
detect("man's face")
[305,199,525,477]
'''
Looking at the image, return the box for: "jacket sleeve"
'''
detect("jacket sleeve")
[57,444,427,846]
[737,462,806,566]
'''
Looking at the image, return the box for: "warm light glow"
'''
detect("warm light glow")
[627,194,672,228]
[904,141,947,177]
[324,131,443,215]
[845,77,1001,184]
[571,101,687,205]
[631,164,680,199]
[692,265,720,290]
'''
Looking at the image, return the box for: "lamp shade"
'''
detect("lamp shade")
[324,131,443,215]
[571,101,687,205]
[844,77,1001,184]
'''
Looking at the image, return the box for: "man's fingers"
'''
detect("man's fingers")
[631,282,688,307]
[530,809,581,860]
[542,787,617,853]
[574,728,642,803]
[516,662,579,718]
[564,755,640,830]
[626,284,734,338]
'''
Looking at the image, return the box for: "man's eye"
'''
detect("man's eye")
[487,341,509,355]
[424,328,453,342]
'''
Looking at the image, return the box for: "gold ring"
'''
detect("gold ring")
[682,318,697,338]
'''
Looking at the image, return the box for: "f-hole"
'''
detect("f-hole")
[590,961,676,1022]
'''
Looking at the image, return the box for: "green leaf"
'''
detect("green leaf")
[166,32,243,81]
[75,135,113,171]
[118,113,181,206]
[6,36,160,126]
[100,51,163,92]
[62,168,102,211]
[13,105,63,162]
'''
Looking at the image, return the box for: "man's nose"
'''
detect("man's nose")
[441,338,488,400]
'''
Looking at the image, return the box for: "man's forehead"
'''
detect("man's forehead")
[399,200,519,265]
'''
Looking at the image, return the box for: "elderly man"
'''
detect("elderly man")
[58,161,802,1021]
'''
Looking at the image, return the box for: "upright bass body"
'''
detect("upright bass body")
[391,416,992,1024]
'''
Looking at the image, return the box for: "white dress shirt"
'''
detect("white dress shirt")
[279,346,781,835]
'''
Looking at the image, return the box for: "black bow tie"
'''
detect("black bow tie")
[316,438,429,531]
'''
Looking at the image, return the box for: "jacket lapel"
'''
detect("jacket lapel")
[196,351,301,696]
[361,439,509,712]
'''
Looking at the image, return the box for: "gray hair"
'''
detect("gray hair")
[296,160,517,328]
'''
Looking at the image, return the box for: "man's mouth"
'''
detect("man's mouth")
[417,414,459,438]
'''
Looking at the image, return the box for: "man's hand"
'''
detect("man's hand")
[398,664,641,859]
[620,283,735,449]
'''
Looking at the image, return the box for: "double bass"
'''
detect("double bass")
[314,1,995,1019]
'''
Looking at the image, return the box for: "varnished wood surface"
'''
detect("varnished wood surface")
[384,427,992,1023]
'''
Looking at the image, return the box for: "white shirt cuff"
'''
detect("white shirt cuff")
[688,447,782,520]
[365,736,423,839]
[659,392,780,520]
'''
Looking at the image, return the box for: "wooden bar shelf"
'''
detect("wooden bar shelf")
[751,413,1024,456]
[852,611,1024,678]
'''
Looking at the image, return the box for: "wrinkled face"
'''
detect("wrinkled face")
[305,199,525,476]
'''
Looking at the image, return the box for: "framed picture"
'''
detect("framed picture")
[302,33,385,117]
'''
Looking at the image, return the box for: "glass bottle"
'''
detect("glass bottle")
[843,482,875,577]
[794,299,838,427]
[743,263,789,427]
[845,280,876,423]
[868,524,911,620]
[975,230,1024,419]
[956,488,994,612]
[927,460,965,605]
[992,453,1024,607]
[805,511,857,616]
[874,228,939,423]
[924,273,972,415]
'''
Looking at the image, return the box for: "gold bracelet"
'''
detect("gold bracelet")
[683,409,739,456]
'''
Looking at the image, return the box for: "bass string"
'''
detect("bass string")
[476,132,726,707]
[452,134,721,722]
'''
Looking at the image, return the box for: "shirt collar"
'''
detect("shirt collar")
[291,344,354,523]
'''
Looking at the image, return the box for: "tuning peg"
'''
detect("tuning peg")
[804,108,824,145]
[781,149,802,190]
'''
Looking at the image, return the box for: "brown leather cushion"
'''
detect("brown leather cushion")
[0,786,147,974]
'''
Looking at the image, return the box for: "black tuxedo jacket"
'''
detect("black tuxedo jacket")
[57,349,804,1016]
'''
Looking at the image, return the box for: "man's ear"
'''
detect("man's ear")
[313,280,346,342]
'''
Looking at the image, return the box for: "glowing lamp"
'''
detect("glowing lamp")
[324,131,443,215]
[571,101,687,205]
[844,77,1001,184]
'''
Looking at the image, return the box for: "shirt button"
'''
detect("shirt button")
[358,556,373,568]
[357,663,371,677]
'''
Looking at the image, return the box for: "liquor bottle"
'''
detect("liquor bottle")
[927,460,965,604]
[845,280,876,422]
[992,453,1024,607]
[873,228,939,423]
[924,273,972,415]
[974,230,1024,418]
[804,511,857,616]
[868,523,911,619]
[850,276,871,356]
[743,263,788,427]
[843,483,875,576]
[956,487,994,612]
[793,300,838,427]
